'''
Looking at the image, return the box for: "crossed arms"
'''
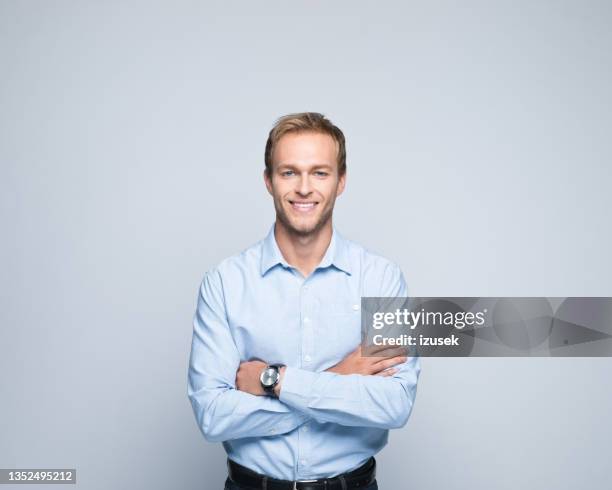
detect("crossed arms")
[187,269,421,443]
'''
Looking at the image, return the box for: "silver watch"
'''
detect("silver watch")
[260,364,284,396]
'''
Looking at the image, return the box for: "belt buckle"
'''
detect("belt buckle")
[293,479,318,490]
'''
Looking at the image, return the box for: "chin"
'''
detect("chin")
[288,222,319,236]
[279,215,320,237]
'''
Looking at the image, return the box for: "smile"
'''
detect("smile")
[289,201,318,212]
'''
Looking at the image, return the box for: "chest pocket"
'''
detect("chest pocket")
[316,299,361,347]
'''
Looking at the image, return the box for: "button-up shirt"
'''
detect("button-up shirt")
[187,223,421,480]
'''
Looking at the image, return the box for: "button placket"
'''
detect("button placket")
[300,281,314,369]
[298,279,313,479]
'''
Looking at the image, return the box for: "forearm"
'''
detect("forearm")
[188,385,309,442]
[188,271,311,442]
[277,356,420,429]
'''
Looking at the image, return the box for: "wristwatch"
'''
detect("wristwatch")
[260,363,285,397]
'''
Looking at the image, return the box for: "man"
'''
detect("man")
[188,112,421,490]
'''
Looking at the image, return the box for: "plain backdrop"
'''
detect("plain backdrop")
[1,1,611,489]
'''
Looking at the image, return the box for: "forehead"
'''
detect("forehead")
[272,131,338,168]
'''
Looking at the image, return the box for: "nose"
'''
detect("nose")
[296,172,312,196]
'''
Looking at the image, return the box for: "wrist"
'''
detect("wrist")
[273,366,286,398]
[260,363,285,397]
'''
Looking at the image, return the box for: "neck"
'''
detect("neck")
[274,219,333,278]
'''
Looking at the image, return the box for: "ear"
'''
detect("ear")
[336,171,346,197]
[263,168,273,196]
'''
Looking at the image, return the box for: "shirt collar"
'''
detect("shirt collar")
[260,223,352,276]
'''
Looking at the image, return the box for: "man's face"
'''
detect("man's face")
[264,131,346,237]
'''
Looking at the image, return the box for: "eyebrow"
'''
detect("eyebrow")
[276,163,333,170]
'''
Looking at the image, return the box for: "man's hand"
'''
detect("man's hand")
[235,360,267,396]
[236,344,408,397]
[325,344,408,376]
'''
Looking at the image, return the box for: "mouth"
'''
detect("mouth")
[288,200,319,213]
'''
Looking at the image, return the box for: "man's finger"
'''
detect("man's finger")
[361,343,397,356]
[364,345,409,359]
[375,368,398,377]
[372,355,407,372]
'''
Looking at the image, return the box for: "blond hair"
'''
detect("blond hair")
[264,112,346,177]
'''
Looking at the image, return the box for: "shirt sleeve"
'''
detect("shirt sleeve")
[278,262,421,429]
[187,270,309,442]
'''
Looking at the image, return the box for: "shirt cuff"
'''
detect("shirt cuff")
[278,366,321,410]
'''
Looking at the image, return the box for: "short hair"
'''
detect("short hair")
[264,112,346,177]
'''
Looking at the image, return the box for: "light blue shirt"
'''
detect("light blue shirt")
[187,223,420,480]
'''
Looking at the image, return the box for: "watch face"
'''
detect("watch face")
[260,367,279,387]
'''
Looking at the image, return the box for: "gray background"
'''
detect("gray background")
[1,1,611,489]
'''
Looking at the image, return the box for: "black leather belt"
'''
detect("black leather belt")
[227,457,376,490]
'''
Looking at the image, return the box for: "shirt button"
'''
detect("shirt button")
[304,355,311,362]
[303,317,310,323]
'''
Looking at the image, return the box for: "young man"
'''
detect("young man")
[188,112,421,490]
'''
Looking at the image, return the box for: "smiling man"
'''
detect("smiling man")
[188,112,421,490]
